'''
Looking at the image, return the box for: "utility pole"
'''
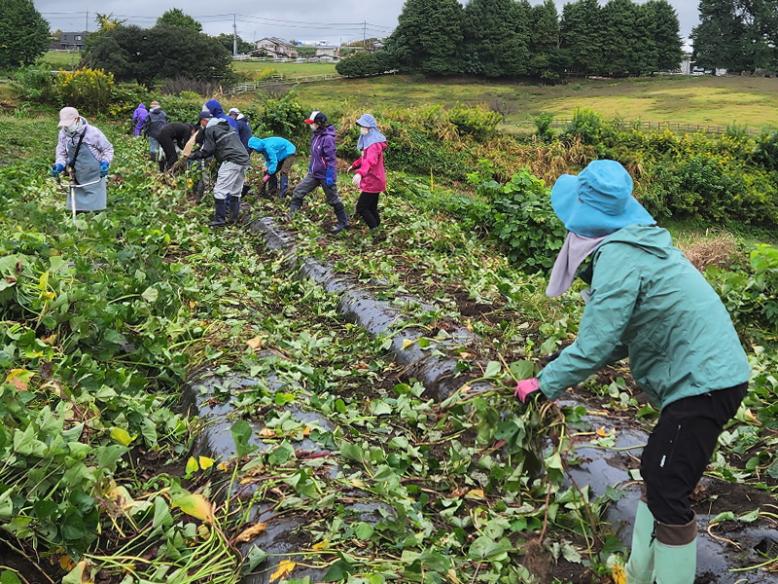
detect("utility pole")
[85,11,89,33]
[233,14,238,57]
[363,20,367,49]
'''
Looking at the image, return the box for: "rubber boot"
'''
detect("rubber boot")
[210,198,227,228]
[287,197,302,221]
[330,202,349,234]
[279,175,289,199]
[653,518,697,584]
[228,195,241,225]
[625,501,655,584]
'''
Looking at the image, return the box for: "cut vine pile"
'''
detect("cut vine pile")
[0,114,775,584]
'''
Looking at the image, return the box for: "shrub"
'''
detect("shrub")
[55,68,115,113]
[11,64,56,103]
[449,106,501,141]
[152,95,204,124]
[487,170,566,273]
[563,109,613,149]
[256,96,308,143]
[336,50,395,77]
[107,82,150,119]
[534,113,555,141]
[709,244,778,336]
[752,131,778,171]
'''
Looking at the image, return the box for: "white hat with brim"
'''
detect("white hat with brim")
[58,106,80,128]
[229,108,241,115]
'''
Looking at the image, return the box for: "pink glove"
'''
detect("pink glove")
[515,378,541,403]
[263,174,271,184]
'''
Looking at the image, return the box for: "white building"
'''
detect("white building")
[254,38,298,59]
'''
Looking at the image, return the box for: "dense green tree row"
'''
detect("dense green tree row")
[384,0,683,79]
[692,0,778,72]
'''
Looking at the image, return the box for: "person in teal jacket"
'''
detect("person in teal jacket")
[247,136,297,198]
[515,160,750,584]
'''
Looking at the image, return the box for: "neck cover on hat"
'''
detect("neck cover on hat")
[546,232,607,297]
[356,113,387,151]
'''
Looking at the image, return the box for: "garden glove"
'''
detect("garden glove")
[352,174,362,188]
[263,174,271,184]
[50,163,65,177]
[515,378,542,403]
[99,161,110,177]
[325,166,336,187]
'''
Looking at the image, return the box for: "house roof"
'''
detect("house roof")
[257,37,295,49]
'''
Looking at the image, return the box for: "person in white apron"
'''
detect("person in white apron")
[51,107,114,212]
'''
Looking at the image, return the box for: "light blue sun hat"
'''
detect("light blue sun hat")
[551,160,655,238]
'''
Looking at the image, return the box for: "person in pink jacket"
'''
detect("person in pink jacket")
[348,114,388,237]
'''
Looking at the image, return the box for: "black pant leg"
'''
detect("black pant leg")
[641,385,747,525]
[356,192,379,229]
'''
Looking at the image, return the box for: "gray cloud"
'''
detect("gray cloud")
[35,0,700,43]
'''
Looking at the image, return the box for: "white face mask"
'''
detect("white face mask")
[359,127,370,136]
[65,119,82,135]
[310,123,319,131]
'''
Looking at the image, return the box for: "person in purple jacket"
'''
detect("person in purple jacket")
[288,111,349,234]
[131,103,148,137]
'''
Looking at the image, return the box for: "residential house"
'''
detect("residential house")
[51,32,87,51]
[254,37,298,59]
[314,45,340,62]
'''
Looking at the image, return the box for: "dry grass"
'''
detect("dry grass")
[680,233,741,272]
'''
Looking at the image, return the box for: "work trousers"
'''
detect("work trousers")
[356,192,381,229]
[641,384,747,526]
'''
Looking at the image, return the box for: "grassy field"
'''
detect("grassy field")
[39,49,82,68]
[292,74,778,132]
[232,59,337,78]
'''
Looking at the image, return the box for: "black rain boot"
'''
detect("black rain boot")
[210,198,227,228]
[228,195,241,225]
[330,202,350,234]
[279,175,289,199]
[287,197,302,221]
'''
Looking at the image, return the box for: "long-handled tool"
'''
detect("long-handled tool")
[64,176,102,225]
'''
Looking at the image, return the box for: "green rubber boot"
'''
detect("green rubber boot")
[625,501,655,584]
[653,518,697,584]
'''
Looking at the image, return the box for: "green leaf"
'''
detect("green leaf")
[141,286,159,303]
[185,457,199,477]
[354,522,374,540]
[484,360,501,378]
[110,427,135,447]
[340,442,366,464]
[0,570,23,584]
[510,360,535,380]
[231,420,254,458]
[242,546,268,574]
[268,441,294,466]
[152,496,173,529]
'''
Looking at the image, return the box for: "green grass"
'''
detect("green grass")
[233,59,337,79]
[291,74,778,132]
[39,50,82,69]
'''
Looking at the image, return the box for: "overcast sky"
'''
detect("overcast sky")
[35,0,700,44]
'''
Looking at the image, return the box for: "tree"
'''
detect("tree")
[84,24,232,86]
[691,0,748,71]
[644,0,683,71]
[0,0,50,69]
[96,13,124,32]
[214,33,253,55]
[462,0,531,78]
[529,0,563,80]
[560,0,605,75]
[600,0,644,76]
[156,8,203,32]
[387,0,464,76]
